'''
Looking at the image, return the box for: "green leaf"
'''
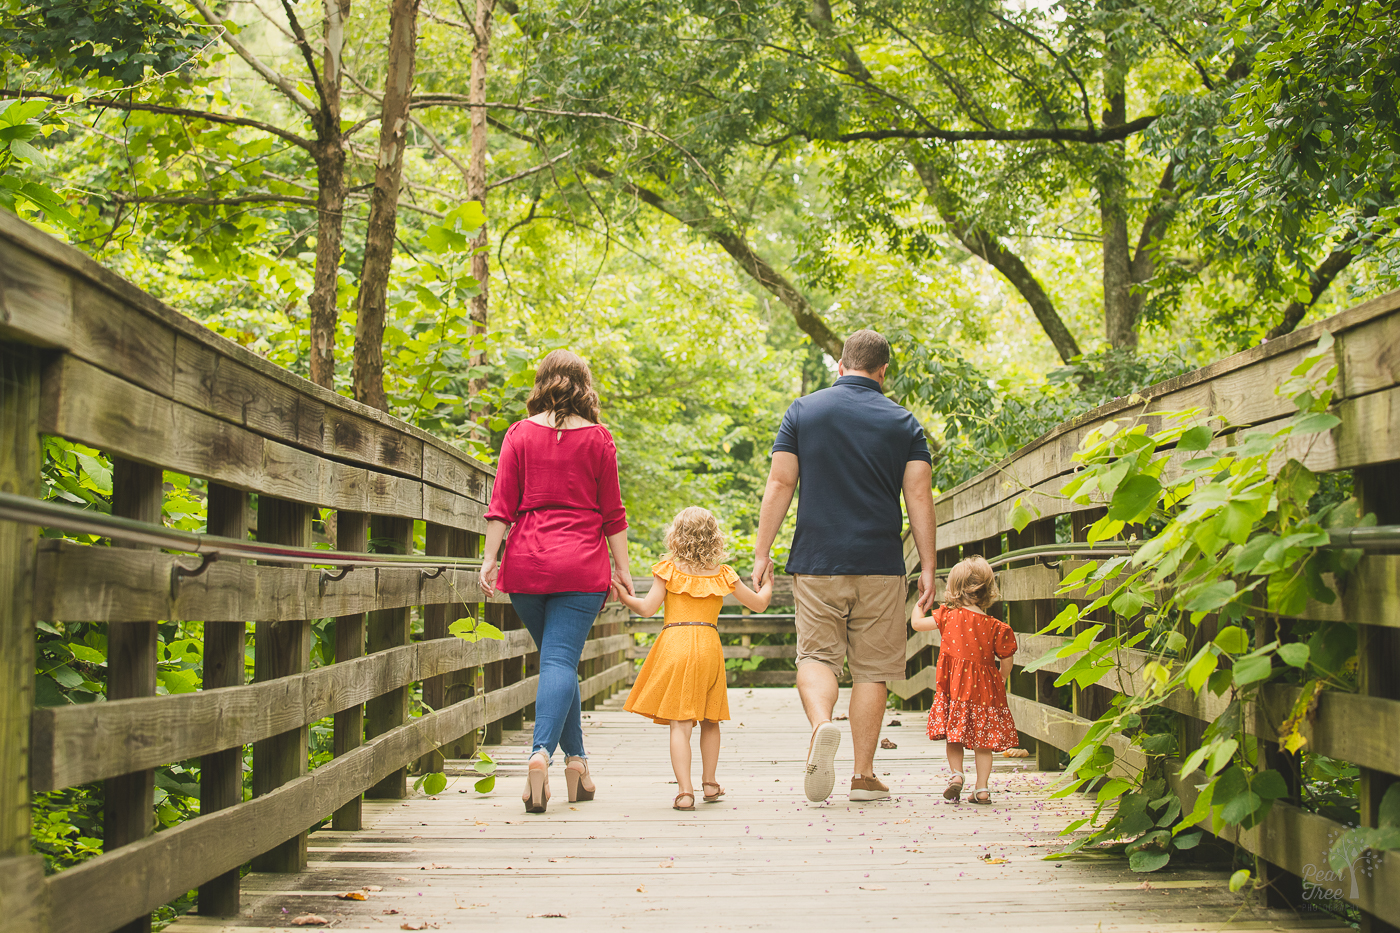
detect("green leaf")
[1177,426,1214,451]
[1232,534,1278,574]
[1233,654,1272,687]
[1213,626,1250,654]
[422,772,447,795]
[474,774,496,794]
[1128,848,1171,872]
[68,644,105,664]
[1252,769,1289,800]
[48,665,84,689]
[1108,475,1161,522]
[1009,498,1037,533]
[1292,412,1340,435]
[1164,631,1188,653]
[1208,739,1239,776]
[1174,831,1203,850]
[1185,581,1237,613]
[1378,783,1400,829]
[1228,869,1251,893]
[1277,643,1310,668]
[1186,649,1219,695]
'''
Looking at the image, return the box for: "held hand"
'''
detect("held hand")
[752,554,774,592]
[479,557,499,599]
[916,568,937,610]
[612,565,636,598]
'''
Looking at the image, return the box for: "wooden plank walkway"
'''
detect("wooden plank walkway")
[167,688,1348,932]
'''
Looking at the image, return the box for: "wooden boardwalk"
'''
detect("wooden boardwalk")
[167,689,1347,933]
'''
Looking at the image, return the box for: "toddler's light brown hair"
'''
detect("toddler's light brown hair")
[664,507,727,570]
[942,555,1000,610]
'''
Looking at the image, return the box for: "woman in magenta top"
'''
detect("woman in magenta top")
[480,350,634,814]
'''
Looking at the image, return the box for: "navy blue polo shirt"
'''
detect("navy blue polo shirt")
[772,374,931,575]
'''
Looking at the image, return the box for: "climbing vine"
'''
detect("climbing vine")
[1014,332,1396,883]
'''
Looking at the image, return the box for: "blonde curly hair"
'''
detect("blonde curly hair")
[943,555,1000,610]
[664,507,727,570]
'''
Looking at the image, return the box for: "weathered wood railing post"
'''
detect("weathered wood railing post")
[198,483,249,915]
[482,602,507,745]
[332,511,370,830]
[0,345,46,932]
[251,497,313,872]
[419,522,453,776]
[106,458,163,933]
[365,516,413,799]
[1355,464,1400,933]
[443,527,478,761]
[500,606,525,730]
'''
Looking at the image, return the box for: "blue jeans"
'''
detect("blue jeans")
[510,591,606,760]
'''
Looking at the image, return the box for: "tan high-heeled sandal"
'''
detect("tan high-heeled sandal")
[673,791,696,811]
[523,753,550,814]
[564,756,596,802]
[702,782,725,802]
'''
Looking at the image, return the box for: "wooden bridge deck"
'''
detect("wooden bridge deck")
[166,689,1346,933]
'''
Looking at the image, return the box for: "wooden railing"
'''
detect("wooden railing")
[0,212,629,933]
[894,290,1400,928]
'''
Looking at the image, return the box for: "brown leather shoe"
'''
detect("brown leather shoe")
[849,773,890,801]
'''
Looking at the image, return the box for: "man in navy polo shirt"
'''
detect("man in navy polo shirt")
[753,329,938,803]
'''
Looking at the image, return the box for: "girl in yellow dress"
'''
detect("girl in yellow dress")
[614,507,773,810]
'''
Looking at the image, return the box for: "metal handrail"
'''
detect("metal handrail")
[0,491,484,572]
[3,490,1397,576]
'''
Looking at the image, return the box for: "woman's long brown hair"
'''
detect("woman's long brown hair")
[525,349,601,424]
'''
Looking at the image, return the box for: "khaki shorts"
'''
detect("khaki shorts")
[792,574,907,684]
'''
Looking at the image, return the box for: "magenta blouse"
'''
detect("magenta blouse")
[484,420,628,594]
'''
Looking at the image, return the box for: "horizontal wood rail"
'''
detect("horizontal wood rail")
[896,288,1400,927]
[0,213,635,933]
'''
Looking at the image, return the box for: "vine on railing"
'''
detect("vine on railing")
[1012,332,1394,882]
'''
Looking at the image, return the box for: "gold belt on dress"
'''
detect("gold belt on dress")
[661,621,718,629]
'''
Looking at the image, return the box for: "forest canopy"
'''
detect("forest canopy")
[2,0,1397,555]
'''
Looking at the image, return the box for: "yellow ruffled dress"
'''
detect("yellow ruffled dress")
[624,559,736,725]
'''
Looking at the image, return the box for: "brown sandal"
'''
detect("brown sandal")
[943,772,965,802]
[673,791,696,811]
[702,782,725,802]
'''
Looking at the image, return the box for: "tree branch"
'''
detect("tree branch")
[586,165,845,360]
[188,0,319,116]
[911,153,1082,363]
[107,193,320,207]
[1266,244,1360,339]
[832,115,1158,144]
[277,0,331,113]
[488,149,576,190]
[0,89,312,150]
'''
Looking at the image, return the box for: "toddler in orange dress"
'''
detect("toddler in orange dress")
[912,555,1017,805]
[614,507,773,810]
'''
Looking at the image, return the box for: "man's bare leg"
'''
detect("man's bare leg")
[796,661,842,801]
[848,681,887,777]
[796,660,839,726]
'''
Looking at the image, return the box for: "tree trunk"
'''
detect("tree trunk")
[910,152,1082,363]
[352,0,421,412]
[1099,53,1135,351]
[308,0,351,391]
[467,0,496,431]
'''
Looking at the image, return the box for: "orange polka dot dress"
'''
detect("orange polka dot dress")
[624,560,735,725]
[925,605,1019,751]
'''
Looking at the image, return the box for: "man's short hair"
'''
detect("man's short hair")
[841,329,890,374]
